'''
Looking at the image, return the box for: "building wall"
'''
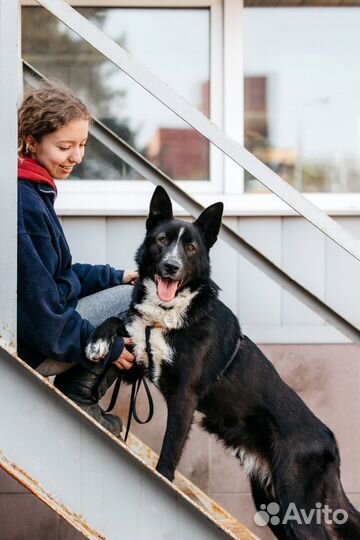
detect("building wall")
[60,213,360,344]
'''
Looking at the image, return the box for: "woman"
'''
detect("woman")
[17,84,137,436]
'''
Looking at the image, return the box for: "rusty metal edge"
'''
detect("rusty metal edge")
[0,339,261,540]
[127,434,261,540]
[0,450,105,540]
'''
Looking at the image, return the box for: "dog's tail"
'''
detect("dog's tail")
[326,478,360,540]
[275,456,360,540]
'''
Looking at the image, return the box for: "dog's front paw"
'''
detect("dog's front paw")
[156,462,175,482]
[85,336,112,363]
[85,317,126,363]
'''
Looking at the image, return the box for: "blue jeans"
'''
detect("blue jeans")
[36,285,133,376]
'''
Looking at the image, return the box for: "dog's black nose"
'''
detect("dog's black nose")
[164,261,181,275]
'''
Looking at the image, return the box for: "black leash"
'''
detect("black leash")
[105,374,122,413]
[124,375,154,442]
[104,323,159,441]
[104,324,158,441]
[105,327,242,440]
[105,374,154,442]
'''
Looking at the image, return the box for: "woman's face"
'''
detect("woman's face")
[27,118,89,179]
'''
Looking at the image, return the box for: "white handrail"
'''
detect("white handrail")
[23,61,360,345]
[35,0,360,264]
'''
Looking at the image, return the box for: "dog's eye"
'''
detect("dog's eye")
[186,243,196,253]
[158,235,168,245]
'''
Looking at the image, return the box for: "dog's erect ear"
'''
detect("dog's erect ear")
[194,202,223,249]
[146,186,173,232]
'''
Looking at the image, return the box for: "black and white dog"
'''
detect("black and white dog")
[87,186,360,540]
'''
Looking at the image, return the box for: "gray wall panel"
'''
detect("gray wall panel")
[237,217,282,326]
[106,216,144,270]
[63,217,107,265]
[61,214,360,343]
[282,217,325,326]
[211,218,239,314]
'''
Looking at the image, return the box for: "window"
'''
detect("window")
[22,5,211,181]
[244,7,360,193]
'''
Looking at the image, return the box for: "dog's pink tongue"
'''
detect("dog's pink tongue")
[157,278,179,302]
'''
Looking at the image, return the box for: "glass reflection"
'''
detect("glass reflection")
[22,7,210,181]
[244,7,360,193]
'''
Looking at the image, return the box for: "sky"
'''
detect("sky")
[244,7,360,165]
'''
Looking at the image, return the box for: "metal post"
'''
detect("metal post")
[0,0,18,353]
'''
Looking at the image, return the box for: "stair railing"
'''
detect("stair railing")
[23,59,360,345]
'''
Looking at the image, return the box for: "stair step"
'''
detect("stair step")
[0,343,260,540]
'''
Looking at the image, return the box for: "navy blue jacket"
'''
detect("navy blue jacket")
[17,180,125,369]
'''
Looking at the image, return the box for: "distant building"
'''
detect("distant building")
[146,128,209,180]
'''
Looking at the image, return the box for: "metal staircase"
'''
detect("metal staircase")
[0,345,259,540]
[1,0,360,538]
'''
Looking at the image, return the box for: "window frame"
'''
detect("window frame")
[242,4,360,202]
[21,0,229,202]
[21,0,360,215]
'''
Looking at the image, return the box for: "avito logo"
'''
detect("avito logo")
[254,502,348,527]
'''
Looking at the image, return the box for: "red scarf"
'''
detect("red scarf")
[18,157,57,191]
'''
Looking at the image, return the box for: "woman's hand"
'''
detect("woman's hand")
[122,270,139,285]
[113,337,135,370]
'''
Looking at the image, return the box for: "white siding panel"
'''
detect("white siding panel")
[326,217,360,326]
[62,217,106,264]
[106,217,240,314]
[237,217,282,326]
[243,324,348,344]
[106,217,145,270]
[211,218,238,314]
[282,217,325,326]
[58,213,360,343]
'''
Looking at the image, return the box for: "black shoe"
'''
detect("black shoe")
[102,410,123,438]
[76,402,122,437]
[55,364,122,436]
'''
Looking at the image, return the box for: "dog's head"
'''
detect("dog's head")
[136,186,223,302]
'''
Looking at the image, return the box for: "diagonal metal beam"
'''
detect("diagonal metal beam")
[0,346,256,540]
[23,61,360,345]
[85,121,360,346]
[34,0,360,264]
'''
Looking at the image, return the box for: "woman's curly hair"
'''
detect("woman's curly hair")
[18,84,91,157]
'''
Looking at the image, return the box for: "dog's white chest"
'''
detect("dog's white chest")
[127,316,172,385]
[127,279,198,385]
